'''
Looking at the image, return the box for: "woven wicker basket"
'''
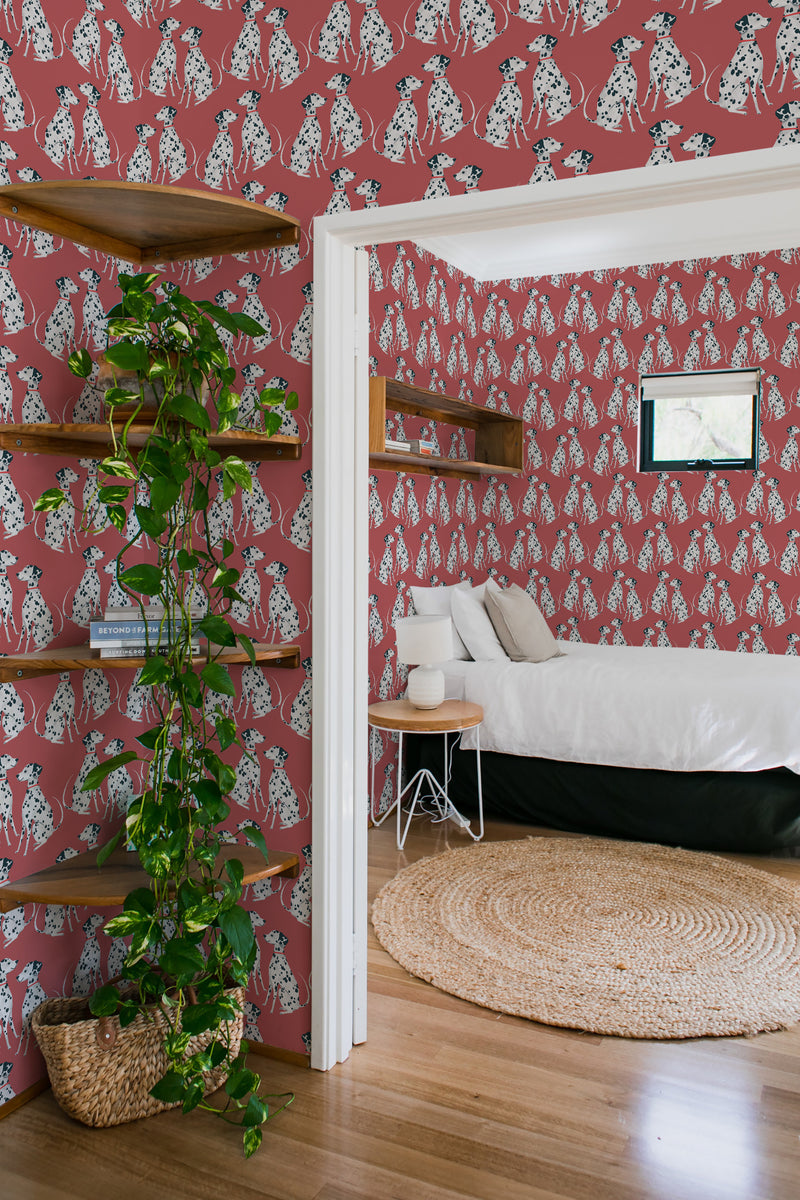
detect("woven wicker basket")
[32,986,245,1128]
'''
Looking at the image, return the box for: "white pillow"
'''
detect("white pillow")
[450,579,508,662]
[409,582,471,660]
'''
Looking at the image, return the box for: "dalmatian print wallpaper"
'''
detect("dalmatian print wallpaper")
[0,0,798,1101]
[367,236,800,808]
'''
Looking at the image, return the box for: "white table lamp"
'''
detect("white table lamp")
[395,615,451,709]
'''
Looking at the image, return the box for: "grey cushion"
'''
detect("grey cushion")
[484,584,564,663]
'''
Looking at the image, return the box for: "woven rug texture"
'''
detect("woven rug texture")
[371,836,800,1039]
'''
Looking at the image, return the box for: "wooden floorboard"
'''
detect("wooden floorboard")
[2,817,800,1199]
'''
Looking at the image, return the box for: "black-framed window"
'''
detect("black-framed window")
[638,369,761,473]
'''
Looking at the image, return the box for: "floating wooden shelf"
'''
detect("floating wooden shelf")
[0,642,301,682]
[0,181,301,264]
[368,450,521,479]
[369,376,523,480]
[0,844,300,913]
[0,422,301,462]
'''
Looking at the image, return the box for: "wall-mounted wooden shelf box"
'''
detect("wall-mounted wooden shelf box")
[368,376,523,480]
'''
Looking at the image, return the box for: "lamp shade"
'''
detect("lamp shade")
[395,615,451,665]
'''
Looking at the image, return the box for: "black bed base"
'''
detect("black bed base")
[407,735,800,854]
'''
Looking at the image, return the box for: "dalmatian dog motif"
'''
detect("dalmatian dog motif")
[229,0,266,80]
[324,165,356,213]
[17,960,45,1047]
[264,560,301,640]
[0,958,18,1049]
[181,27,215,105]
[71,545,104,627]
[423,54,464,140]
[318,0,355,62]
[0,244,25,334]
[264,7,301,90]
[413,0,455,43]
[0,548,16,633]
[529,135,562,184]
[713,13,771,114]
[41,86,79,169]
[42,672,78,744]
[71,0,105,73]
[287,656,312,737]
[151,105,187,182]
[0,39,25,132]
[382,75,423,162]
[591,36,644,132]
[19,0,55,61]
[43,466,79,552]
[289,92,327,176]
[454,163,483,191]
[455,0,498,53]
[17,564,54,650]
[80,666,111,721]
[283,844,311,926]
[423,151,455,198]
[70,914,105,997]
[0,753,16,839]
[71,729,104,814]
[356,0,394,72]
[126,121,158,184]
[263,929,308,1013]
[232,728,265,809]
[203,108,238,190]
[326,72,364,155]
[484,56,528,148]
[562,148,593,176]
[231,544,266,624]
[79,83,113,169]
[147,17,181,96]
[0,682,24,740]
[769,0,800,90]
[104,19,137,104]
[288,468,312,550]
[682,131,716,158]
[18,761,60,851]
[642,12,694,107]
[0,345,15,420]
[237,90,272,168]
[646,119,683,166]
[238,271,272,348]
[288,281,313,362]
[528,35,573,126]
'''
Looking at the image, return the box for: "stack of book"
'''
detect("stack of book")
[385,438,436,456]
[90,606,205,659]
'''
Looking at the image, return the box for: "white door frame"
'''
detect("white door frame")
[309,147,800,1071]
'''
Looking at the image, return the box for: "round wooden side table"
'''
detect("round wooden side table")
[367,698,484,849]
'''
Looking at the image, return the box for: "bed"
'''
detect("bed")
[407,643,800,853]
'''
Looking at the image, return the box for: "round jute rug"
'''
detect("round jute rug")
[371,836,800,1039]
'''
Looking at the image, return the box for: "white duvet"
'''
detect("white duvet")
[441,643,800,775]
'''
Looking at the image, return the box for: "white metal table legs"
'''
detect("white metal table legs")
[383,728,483,850]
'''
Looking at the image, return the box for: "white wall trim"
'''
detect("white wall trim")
[309,148,800,1071]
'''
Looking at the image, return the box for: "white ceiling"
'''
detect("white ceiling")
[414,153,800,281]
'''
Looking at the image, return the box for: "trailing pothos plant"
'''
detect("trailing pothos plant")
[35,271,298,1157]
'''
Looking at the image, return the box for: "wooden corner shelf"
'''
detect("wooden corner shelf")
[0,843,300,913]
[0,422,301,463]
[0,181,300,265]
[368,376,522,480]
[0,642,301,682]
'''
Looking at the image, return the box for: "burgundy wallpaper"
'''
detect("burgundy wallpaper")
[0,0,797,1099]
